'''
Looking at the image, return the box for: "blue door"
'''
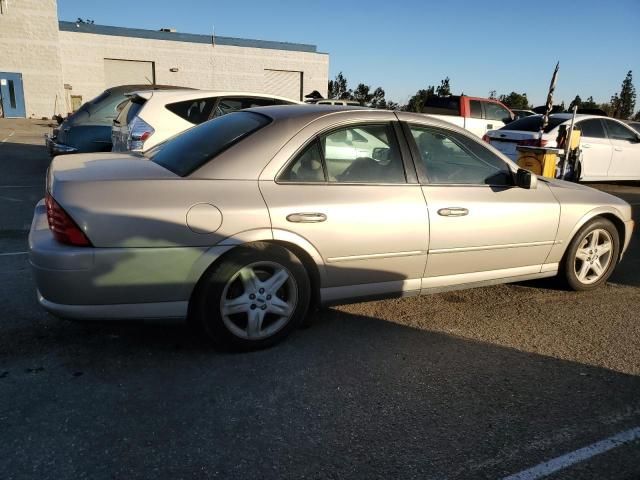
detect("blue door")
[0,72,26,118]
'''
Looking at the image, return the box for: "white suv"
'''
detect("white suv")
[112,90,300,152]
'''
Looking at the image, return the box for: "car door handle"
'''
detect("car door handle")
[487,124,494,130]
[582,143,591,148]
[614,147,623,151]
[286,212,327,223]
[438,207,469,217]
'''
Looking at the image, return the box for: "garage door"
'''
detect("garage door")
[104,59,155,88]
[264,69,302,101]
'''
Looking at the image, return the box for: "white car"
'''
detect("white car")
[111,90,300,152]
[485,114,640,181]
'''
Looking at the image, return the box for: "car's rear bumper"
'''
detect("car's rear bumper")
[45,134,78,156]
[28,200,224,320]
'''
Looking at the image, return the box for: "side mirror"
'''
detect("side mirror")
[372,147,390,161]
[516,168,538,189]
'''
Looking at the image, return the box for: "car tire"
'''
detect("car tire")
[562,217,620,291]
[192,242,311,351]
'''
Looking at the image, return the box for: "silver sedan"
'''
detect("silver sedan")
[30,105,635,350]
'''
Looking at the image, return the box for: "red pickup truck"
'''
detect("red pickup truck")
[422,95,514,138]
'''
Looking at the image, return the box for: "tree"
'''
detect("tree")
[498,92,531,110]
[581,96,598,109]
[403,86,435,112]
[368,87,386,108]
[568,95,582,110]
[610,70,636,119]
[634,110,640,121]
[488,90,497,100]
[327,72,351,100]
[436,77,451,96]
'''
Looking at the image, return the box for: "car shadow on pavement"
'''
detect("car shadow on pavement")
[1,304,640,479]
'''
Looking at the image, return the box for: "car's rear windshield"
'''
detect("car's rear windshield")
[148,111,271,176]
[500,115,566,133]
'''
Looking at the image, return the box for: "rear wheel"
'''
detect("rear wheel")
[192,243,310,351]
[562,218,619,291]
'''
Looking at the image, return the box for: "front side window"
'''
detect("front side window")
[484,102,512,122]
[603,119,637,142]
[279,123,406,184]
[577,119,606,139]
[149,111,270,177]
[410,126,512,185]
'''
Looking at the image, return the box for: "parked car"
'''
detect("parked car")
[45,84,192,155]
[111,90,300,152]
[315,99,361,106]
[511,109,536,120]
[485,114,640,180]
[625,120,640,133]
[30,106,634,350]
[421,95,514,138]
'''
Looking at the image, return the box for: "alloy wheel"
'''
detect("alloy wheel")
[220,261,298,340]
[573,228,614,285]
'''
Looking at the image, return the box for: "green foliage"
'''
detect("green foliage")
[634,110,640,121]
[327,72,351,100]
[403,86,435,112]
[581,96,598,109]
[568,95,582,110]
[488,90,497,100]
[498,92,531,110]
[436,77,451,96]
[610,71,636,119]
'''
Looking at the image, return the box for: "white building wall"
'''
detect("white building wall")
[0,0,65,118]
[58,31,328,106]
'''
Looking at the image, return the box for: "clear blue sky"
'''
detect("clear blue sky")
[58,0,639,107]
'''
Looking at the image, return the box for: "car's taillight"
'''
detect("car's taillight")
[127,116,154,151]
[45,192,91,246]
[518,138,548,147]
[482,134,490,143]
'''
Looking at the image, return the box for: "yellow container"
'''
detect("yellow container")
[516,146,562,178]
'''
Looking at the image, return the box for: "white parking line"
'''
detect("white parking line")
[502,426,640,480]
[0,251,28,257]
[0,130,15,144]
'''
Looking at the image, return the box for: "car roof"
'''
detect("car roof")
[129,89,302,104]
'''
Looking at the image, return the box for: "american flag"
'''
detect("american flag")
[541,62,559,134]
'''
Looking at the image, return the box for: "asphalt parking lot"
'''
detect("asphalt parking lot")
[1,118,639,479]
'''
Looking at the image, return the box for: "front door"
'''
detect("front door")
[260,121,429,297]
[401,121,560,286]
[602,119,640,179]
[575,118,612,180]
[0,72,26,118]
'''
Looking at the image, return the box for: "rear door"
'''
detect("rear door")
[260,117,429,299]
[401,119,560,286]
[482,101,513,134]
[464,99,487,138]
[603,119,640,179]
[575,118,612,180]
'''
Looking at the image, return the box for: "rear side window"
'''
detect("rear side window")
[115,98,146,125]
[577,119,606,139]
[166,97,217,124]
[499,115,565,133]
[422,96,461,115]
[148,111,270,176]
[214,97,292,117]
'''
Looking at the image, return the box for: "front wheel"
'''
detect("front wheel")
[192,243,311,351]
[562,218,620,291]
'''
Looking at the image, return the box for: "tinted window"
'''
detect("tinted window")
[470,100,482,119]
[484,102,511,122]
[214,97,292,117]
[500,115,566,133]
[166,97,217,124]
[149,112,270,177]
[422,96,460,115]
[410,126,512,185]
[577,119,606,139]
[115,98,146,125]
[322,124,405,183]
[280,141,326,182]
[603,120,637,141]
